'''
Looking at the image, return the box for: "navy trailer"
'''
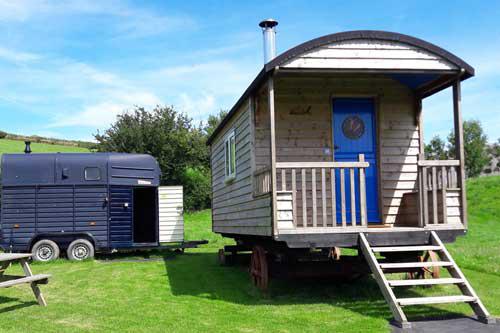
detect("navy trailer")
[0,150,188,261]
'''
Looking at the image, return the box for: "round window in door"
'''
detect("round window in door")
[342,115,365,139]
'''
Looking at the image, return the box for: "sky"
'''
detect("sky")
[0,0,499,142]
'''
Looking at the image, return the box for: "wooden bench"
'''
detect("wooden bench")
[0,253,51,306]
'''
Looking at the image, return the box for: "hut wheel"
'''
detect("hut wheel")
[250,245,269,290]
[217,249,226,266]
[408,250,440,279]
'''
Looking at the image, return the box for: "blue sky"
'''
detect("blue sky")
[0,0,499,142]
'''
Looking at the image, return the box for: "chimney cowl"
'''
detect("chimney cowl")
[259,19,278,64]
[259,19,278,29]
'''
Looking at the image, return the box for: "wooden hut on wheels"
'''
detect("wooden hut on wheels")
[207,20,495,328]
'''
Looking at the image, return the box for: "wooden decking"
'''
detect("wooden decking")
[277,224,465,235]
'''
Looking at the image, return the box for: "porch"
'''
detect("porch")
[254,155,465,233]
[251,73,467,235]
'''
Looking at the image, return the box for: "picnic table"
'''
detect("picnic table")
[0,253,50,306]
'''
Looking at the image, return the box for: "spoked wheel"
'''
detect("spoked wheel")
[407,250,440,279]
[250,245,269,290]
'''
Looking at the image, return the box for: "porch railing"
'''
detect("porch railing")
[417,159,461,226]
[275,154,369,228]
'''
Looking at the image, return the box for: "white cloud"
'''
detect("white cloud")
[0,0,196,38]
[50,90,161,128]
[178,92,216,120]
[0,46,40,63]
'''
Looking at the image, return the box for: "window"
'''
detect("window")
[224,131,236,181]
[84,167,101,181]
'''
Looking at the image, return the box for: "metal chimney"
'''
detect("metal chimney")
[259,19,278,64]
[24,141,31,154]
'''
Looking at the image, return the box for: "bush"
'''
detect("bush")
[181,166,211,211]
[0,130,7,139]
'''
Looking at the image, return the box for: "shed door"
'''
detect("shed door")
[158,186,184,243]
[109,186,133,247]
[333,98,380,223]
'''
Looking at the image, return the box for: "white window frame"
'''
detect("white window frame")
[224,130,236,182]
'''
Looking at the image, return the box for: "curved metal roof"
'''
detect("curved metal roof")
[207,30,474,145]
[265,30,474,76]
[1,153,161,186]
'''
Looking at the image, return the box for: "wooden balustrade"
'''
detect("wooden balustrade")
[275,154,369,228]
[253,167,271,197]
[417,159,461,226]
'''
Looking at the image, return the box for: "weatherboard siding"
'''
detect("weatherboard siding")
[211,99,272,236]
[0,185,109,248]
[282,39,457,71]
[256,75,420,225]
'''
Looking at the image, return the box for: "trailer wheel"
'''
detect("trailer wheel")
[32,239,60,262]
[407,250,440,280]
[250,245,269,290]
[67,239,94,261]
[218,249,226,266]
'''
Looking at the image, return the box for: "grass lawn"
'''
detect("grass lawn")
[0,177,499,332]
[0,139,89,157]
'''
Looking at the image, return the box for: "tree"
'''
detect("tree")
[205,110,228,137]
[448,119,490,178]
[94,106,210,210]
[425,135,449,160]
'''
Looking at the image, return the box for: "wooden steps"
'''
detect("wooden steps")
[371,245,441,252]
[359,231,495,329]
[388,278,463,287]
[380,261,452,269]
[398,295,476,306]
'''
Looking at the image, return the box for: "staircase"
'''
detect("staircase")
[359,231,495,328]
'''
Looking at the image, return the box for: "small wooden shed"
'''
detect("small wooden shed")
[207,25,495,327]
[207,29,471,243]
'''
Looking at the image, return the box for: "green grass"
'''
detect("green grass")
[0,139,89,156]
[0,177,499,332]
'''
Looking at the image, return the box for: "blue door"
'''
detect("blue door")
[333,98,380,223]
[109,186,134,247]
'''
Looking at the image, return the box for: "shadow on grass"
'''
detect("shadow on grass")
[95,248,182,262]
[0,296,37,313]
[163,251,466,322]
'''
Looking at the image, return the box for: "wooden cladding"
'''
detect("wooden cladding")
[253,167,271,197]
[275,154,368,229]
[418,159,461,226]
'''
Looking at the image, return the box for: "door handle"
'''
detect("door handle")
[334,145,340,150]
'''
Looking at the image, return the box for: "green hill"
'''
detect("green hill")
[0,138,89,156]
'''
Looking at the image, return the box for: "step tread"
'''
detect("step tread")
[380,261,452,269]
[371,245,442,253]
[398,295,476,306]
[388,278,464,287]
[0,274,51,288]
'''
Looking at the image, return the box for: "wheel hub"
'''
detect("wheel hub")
[38,245,54,261]
[73,245,89,259]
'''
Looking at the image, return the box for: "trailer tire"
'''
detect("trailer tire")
[67,239,94,261]
[32,239,60,262]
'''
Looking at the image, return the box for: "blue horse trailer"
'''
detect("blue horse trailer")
[0,150,163,261]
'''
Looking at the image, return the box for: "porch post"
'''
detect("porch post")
[267,77,278,236]
[453,79,468,229]
[415,96,425,227]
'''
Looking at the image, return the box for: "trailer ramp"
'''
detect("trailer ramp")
[359,231,495,329]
